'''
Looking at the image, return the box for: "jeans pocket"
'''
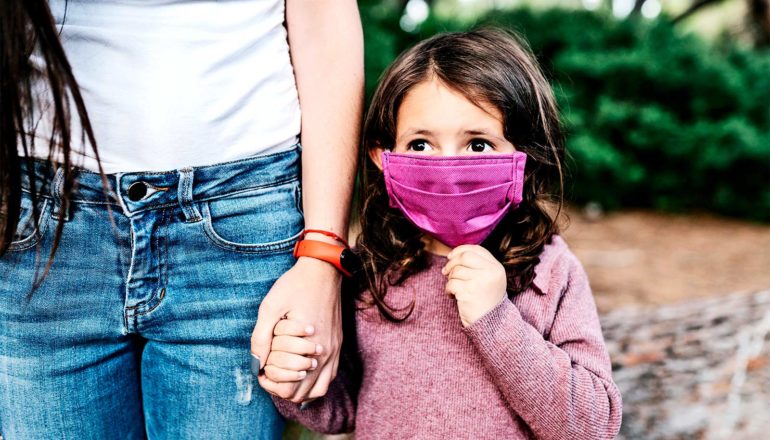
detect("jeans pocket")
[7,191,51,252]
[200,180,304,254]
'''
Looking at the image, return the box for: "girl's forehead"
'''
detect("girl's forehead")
[396,79,504,135]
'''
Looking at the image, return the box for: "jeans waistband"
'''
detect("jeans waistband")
[19,145,301,217]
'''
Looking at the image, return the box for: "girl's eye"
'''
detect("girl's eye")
[469,139,494,153]
[407,140,432,152]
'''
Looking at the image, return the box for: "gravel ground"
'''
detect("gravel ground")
[562,208,770,313]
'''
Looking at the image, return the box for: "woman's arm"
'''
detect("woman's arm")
[251,0,363,402]
[463,254,623,440]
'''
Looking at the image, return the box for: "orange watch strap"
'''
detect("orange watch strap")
[293,239,352,277]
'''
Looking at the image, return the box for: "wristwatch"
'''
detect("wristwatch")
[293,239,361,277]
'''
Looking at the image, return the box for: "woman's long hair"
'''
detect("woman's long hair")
[1,0,101,285]
[356,29,566,321]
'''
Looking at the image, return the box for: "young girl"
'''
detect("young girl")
[258,29,623,439]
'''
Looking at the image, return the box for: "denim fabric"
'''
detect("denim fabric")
[0,146,304,439]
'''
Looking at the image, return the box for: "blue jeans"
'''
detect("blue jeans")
[0,147,304,439]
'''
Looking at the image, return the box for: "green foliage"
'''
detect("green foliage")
[361,6,770,220]
[282,421,328,440]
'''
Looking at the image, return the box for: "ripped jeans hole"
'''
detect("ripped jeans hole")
[234,367,254,406]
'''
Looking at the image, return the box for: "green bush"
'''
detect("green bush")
[360,5,770,221]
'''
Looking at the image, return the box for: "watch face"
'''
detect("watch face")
[339,249,363,276]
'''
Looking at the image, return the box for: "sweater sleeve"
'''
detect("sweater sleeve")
[463,256,622,440]
[271,348,360,435]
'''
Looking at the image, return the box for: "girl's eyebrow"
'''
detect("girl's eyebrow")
[464,129,492,135]
[396,128,434,142]
[463,129,507,142]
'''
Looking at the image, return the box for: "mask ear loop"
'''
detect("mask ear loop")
[510,153,527,207]
[381,151,398,209]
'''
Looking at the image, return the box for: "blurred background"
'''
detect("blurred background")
[286,0,770,438]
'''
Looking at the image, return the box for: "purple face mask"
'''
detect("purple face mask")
[382,151,527,248]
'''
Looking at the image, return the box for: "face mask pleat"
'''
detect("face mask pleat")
[384,152,523,166]
[388,178,514,206]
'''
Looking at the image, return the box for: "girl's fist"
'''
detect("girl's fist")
[442,245,507,327]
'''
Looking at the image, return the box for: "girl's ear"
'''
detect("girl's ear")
[368,145,387,171]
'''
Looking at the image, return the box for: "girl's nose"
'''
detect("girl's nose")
[436,143,463,156]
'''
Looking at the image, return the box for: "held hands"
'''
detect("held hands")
[251,256,342,403]
[442,245,508,327]
[257,318,324,402]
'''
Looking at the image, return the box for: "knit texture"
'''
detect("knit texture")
[273,236,622,439]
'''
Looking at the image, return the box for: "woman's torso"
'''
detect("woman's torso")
[27,0,300,173]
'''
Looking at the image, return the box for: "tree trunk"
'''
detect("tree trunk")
[748,0,770,47]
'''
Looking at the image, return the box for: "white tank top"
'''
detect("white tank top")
[26,0,301,173]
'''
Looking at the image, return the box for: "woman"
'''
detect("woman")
[0,0,362,438]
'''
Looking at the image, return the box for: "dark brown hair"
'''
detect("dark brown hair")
[1,0,102,286]
[355,28,565,321]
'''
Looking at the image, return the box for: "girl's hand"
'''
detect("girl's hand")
[259,319,323,386]
[442,245,507,327]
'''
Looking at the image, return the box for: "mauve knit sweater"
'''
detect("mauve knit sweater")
[274,236,623,439]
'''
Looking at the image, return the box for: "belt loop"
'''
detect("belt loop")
[50,167,71,222]
[178,167,202,223]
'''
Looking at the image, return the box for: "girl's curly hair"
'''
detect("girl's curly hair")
[354,28,566,321]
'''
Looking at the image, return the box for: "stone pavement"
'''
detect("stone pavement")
[603,289,770,440]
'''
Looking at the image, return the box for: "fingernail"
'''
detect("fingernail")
[300,401,310,410]
[311,358,318,369]
[305,325,315,335]
[250,353,261,376]
[298,370,307,379]
[315,344,323,354]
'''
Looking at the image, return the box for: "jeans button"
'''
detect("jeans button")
[127,182,148,201]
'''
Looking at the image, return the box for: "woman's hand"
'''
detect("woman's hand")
[251,257,342,403]
[442,245,507,327]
